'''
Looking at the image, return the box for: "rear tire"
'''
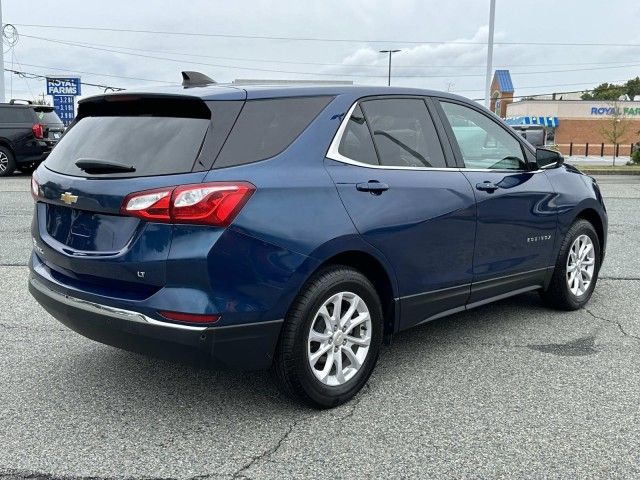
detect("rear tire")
[0,146,16,177]
[273,265,383,408]
[541,219,601,310]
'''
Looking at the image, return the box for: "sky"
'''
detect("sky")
[2,0,640,103]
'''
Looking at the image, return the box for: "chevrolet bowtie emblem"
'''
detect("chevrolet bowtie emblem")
[60,192,78,205]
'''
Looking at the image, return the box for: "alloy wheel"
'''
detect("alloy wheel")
[566,234,596,296]
[0,152,8,174]
[307,291,372,386]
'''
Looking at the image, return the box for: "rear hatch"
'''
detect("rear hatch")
[33,106,65,142]
[32,93,244,298]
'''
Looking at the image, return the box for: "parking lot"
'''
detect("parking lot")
[1,173,639,479]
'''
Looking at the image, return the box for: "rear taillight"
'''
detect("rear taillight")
[32,123,44,139]
[120,182,255,226]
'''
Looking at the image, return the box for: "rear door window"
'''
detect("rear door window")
[360,98,446,168]
[214,96,333,168]
[337,104,379,165]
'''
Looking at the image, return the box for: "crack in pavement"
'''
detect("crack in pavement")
[585,308,640,343]
[227,381,373,479]
[229,418,300,480]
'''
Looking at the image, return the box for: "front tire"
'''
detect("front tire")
[541,219,601,310]
[273,266,383,408]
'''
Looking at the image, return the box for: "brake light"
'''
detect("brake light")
[120,182,255,226]
[32,123,44,139]
[158,311,220,324]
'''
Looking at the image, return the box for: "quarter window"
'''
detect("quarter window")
[440,101,526,170]
[215,96,333,168]
[360,99,446,168]
[337,105,379,165]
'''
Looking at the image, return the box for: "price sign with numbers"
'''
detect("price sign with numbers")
[52,95,76,126]
[47,77,81,127]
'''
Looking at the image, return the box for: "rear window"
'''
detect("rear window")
[214,96,333,168]
[0,107,33,123]
[33,108,63,125]
[45,116,210,177]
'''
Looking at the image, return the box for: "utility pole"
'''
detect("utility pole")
[379,49,401,86]
[484,0,496,109]
[0,0,5,103]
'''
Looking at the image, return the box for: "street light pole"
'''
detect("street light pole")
[484,0,496,109]
[0,0,5,103]
[379,49,401,86]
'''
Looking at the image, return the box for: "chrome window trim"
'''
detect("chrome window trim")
[326,100,543,174]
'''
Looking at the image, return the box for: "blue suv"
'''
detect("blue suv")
[29,75,607,408]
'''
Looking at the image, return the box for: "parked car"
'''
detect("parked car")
[0,100,65,176]
[28,77,607,408]
[511,125,546,147]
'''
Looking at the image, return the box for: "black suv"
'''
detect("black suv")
[0,100,65,176]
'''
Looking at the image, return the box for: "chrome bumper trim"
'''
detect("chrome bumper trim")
[30,276,208,332]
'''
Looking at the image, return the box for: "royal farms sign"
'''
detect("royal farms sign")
[590,106,640,116]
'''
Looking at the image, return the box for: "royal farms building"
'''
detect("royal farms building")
[487,70,640,156]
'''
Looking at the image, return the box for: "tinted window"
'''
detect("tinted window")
[0,107,32,123]
[338,105,378,165]
[33,108,63,125]
[360,99,446,168]
[45,116,209,177]
[440,101,526,170]
[215,96,333,168]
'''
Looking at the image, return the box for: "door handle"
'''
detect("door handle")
[356,181,389,195]
[475,181,499,193]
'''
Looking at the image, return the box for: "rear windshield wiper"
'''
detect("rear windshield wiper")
[75,158,136,173]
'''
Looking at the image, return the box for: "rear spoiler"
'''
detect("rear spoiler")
[76,94,212,120]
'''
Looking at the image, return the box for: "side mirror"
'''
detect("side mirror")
[535,147,564,169]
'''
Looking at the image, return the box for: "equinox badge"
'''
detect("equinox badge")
[60,192,78,205]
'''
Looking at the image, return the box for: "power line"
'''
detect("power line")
[468,79,630,100]
[12,23,640,48]
[10,60,177,85]
[5,67,125,91]
[14,34,640,69]
[5,64,628,106]
[16,34,640,79]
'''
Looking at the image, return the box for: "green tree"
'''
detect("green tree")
[626,77,640,100]
[581,82,625,100]
[599,101,631,166]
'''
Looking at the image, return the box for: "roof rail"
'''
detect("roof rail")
[181,71,216,88]
[9,99,33,105]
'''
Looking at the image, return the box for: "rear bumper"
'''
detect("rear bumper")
[16,147,53,166]
[29,274,283,370]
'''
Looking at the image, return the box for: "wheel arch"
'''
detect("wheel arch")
[0,138,15,154]
[318,250,397,336]
[285,237,400,336]
[574,207,606,258]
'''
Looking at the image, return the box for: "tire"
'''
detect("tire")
[541,219,601,310]
[273,265,383,408]
[0,146,16,177]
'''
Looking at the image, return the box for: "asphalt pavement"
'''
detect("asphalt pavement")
[1,173,639,479]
